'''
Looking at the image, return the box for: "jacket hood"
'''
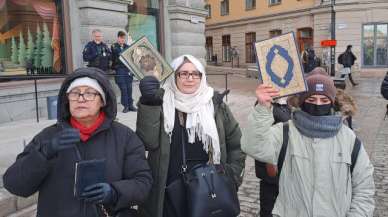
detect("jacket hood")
[334,89,357,116]
[57,67,117,123]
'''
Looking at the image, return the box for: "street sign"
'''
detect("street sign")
[321,40,337,47]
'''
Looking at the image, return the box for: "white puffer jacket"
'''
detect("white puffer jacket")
[242,105,375,217]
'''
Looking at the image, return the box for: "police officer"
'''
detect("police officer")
[83,29,111,72]
[111,31,137,112]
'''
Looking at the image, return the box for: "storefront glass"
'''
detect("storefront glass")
[127,0,160,49]
[362,24,388,67]
[0,0,64,76]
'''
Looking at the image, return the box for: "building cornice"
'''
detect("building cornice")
[205,7,316,30]
[168,5,208,17]
[206,1,388,30]
[168,5,208,24]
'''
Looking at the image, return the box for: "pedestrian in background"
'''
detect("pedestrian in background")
[136,54,246,217]
[242,67,375,217]
[338,45,358,86]
[306,49,320,73]
[3,67,152,217]
[111,31,137,113]
[83,29,111,73]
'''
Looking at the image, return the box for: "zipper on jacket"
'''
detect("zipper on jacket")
[311,139,316,217]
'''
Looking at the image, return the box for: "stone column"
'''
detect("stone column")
[165,0,207,64]
[69,0,129,69]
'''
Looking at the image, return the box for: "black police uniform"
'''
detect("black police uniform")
[82,41,111,72]
[111,42,135,111]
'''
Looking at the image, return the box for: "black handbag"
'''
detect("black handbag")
[181,130,240,217]
[166,128,240,217]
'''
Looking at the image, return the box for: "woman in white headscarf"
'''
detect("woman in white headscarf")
[136,54,246,217]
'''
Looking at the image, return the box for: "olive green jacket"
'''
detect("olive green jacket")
[136,91,246,217]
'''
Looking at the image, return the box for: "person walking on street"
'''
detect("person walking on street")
[3,67,152,217]
[306,49,320,73]
[338,45,358,86]
[242,67,375,217]
[83,29,111,73]
[111,31,137,113]
[136,54,246,217]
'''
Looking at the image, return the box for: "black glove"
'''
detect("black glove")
[82,183,117,205]
[139,76,161,105]
[41,128,80,159]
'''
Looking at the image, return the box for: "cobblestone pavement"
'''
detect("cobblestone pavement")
[207,73,388,217]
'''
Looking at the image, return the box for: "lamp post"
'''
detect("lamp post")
[330,0,336,76]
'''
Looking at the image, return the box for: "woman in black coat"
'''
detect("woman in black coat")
[3,67,152,217]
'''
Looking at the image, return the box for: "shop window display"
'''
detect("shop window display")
[127,0,160,50]
[0,0,63,76]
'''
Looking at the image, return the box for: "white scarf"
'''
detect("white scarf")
[162,55,221,164]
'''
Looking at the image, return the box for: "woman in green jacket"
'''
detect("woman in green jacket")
[136,54,246,217]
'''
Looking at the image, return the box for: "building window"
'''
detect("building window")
[205,4,211,18]
[127,0,161,50]
[222,35,231,62]
[0,0,65,78]
[220,0,229,16]
[269,0,281,6]
[246,0,256,10]
[362,24,388,67]
[297,28,313,52]
[269,29,282,38]
[206,37,213,62]
[245,32,256,63]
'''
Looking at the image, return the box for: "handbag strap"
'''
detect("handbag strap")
[181,121,188,174]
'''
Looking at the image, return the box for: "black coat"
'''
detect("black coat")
[381,72,388,100]
[83,41,111,71]
[111,42,129,70]
[3,68,152,217]
[339,50,357,68]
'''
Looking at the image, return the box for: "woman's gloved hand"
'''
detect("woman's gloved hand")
[82,183,118,205]
[139,76,162,105]
[41,128,80,159]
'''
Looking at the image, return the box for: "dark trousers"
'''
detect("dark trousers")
[259,180,279,217]
[115,68,133,107]
[341,73,357,86]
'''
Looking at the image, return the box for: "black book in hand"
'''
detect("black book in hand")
[74,159,106,198]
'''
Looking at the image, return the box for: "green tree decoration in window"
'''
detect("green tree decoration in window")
[18,32,27,66]
[33,24,43,68]
[26,28,35,62]
[41,22,53,71]
[11,37,18,64]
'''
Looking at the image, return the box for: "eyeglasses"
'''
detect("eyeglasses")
[177,71,202,80]
[67,91,100,101]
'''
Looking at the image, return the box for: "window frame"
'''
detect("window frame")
[246,0,256,10]
[220,0,229,16]
[222,35,231,62]
[205,4,211,18]
[206,36,213,62]
[361,23,388,68]
[245,32,256,63]
[268,0,281,6]
[269,29,282,38]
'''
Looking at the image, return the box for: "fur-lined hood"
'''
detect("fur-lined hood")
[334,89,357,116]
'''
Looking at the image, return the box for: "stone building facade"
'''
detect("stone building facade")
[205,0,388,74]
[0,0,207,123]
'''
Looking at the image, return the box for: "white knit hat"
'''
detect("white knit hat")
[66,77,106,105]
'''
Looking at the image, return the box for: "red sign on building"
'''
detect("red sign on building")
[321,40,337,47]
